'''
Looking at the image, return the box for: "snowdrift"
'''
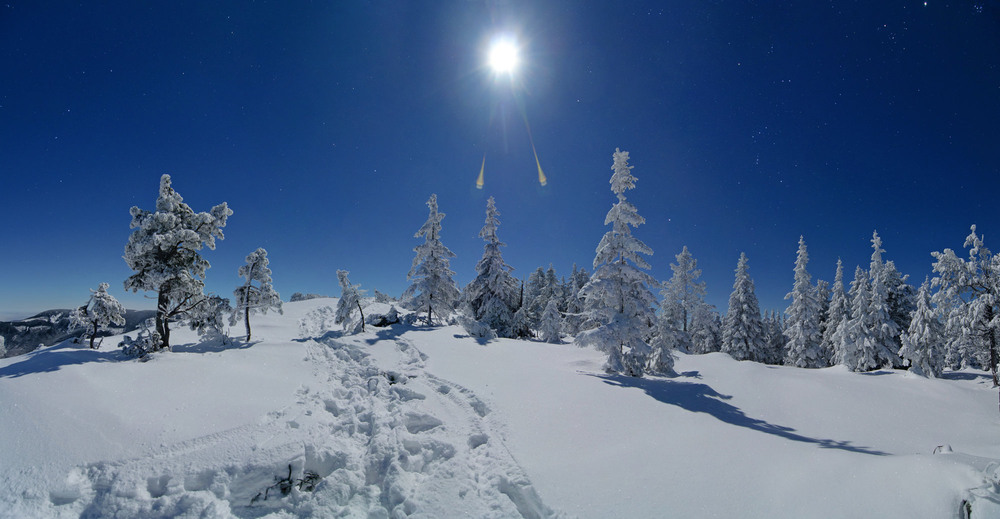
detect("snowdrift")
[1,298,999,518]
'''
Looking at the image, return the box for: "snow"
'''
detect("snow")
[2,298,1000,518]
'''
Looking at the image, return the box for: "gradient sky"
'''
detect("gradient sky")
[1,1,998,320]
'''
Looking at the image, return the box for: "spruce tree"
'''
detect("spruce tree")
[783,236,824,367]
[863,231,901,369]
[661,246,706,337]
[539,299,563,344]
[578,148,662,376]
[821,259,849,363]
[404,194,460,325]
[722,252,766,361]
[465,197,518,336]
[932,225,1000,387]
[899,278,944,377]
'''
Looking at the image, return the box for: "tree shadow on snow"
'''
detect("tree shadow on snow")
[593,374,887,456]
[0,341,124,379]
[171,338,254,354]
[365,324,409,345]
[939,371,993,382]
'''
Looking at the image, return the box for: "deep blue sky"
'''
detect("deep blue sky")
[2,1,998,319]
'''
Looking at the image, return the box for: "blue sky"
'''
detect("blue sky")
[1,1,997,319]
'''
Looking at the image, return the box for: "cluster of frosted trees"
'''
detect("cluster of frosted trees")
[403,148,998,382]
[102,175,283,354]
[715,227,1000,382]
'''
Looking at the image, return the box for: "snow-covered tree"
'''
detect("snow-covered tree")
[932,224,1000,387]
[661,246,706,335]
[464,197,519,337]
[123,174,232,350]
[70,282,127,349]
[899,278,944,377]
[821,259,849,363]
[836,265,870,370]
[689,304,722,354]
[231,247,282,341]
[335,270,366,332]
[562,264,590,335]
[0,336,6,358]
[722,252,766,361]
[760,310,786,364]
[863,231,901,369]
[539,299,563,344]
[783,236,824,367]
[404,194,460,325]
[577,148,662,376]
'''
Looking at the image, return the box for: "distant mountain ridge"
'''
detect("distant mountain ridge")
[0,308,156,358]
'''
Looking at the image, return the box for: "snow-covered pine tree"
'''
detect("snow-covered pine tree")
[783,236,824,367]
[521,267,548,330]
[404,194,460,325]
[863,231,901,369]
[821,259,849,363]
[722,252,766,361]
[577,148,662,376]
[70,282,126,349]
[689,303,722,354]
[563,264,591,335]
[814,279,831,366]
[932,224,1000,387]
[0,336,5,358]
[884,260,916,364]
[335,270,366,332]
[660,246,706,335]
[231,248,282,341]
[539,299,563,344]
[464,197,519,337]
[123,174,232,350]
[760,310,786,364]
[836,265,870,370]
[899,278,944,377]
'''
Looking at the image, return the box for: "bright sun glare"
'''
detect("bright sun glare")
[488,39,519,75]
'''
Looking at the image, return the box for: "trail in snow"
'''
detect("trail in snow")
[30,322,561,518]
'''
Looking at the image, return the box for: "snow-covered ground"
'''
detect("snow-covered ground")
[1,298,999,518]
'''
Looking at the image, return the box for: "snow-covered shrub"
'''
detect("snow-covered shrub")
[187,295,232,340]
[368,305,401,327]
[119,318,161,358]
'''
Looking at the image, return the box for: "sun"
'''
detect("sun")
[487,38,519,75]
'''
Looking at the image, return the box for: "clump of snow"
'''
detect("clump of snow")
[1,298,999,518]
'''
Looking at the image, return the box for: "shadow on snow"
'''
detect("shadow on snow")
[592,373,887,456]
[0,341,123,378]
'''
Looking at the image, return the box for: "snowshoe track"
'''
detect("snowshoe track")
[44,330,563,518]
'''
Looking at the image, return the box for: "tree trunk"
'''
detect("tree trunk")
[90,321,98,349]
[427,293,433,326]
[356,300,365,332]
[245,304,251,342]
[156,288,170,350]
